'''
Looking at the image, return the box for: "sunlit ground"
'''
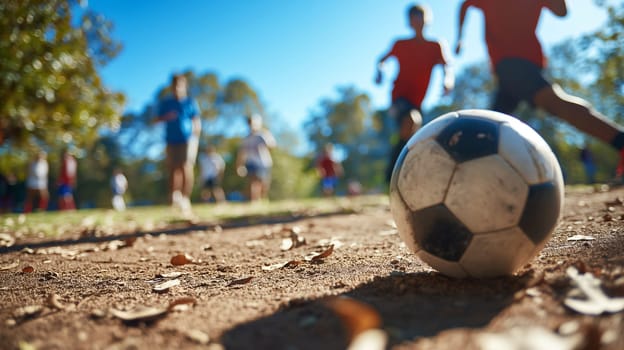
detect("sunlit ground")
[0,194,389,240]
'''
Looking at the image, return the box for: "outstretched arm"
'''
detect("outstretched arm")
[545,0,567,17]
[439,42,455,94]
[455,0,472,55]
[375,51,393,85]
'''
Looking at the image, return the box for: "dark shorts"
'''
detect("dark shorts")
[389,98,422,128]
[245,162,270,183]
[58,184,73,196]
[166,143,190,168]
[321,176,338,191]
[203,177,220,189]
[493,58,551,114]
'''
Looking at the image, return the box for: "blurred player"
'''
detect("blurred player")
[198,145,226,203]
[57,149,77,210]
[111,168,128,211]
[236,114,276,201]
[456,0,624,183]
[316,143,343,196]
[376,4,454,183]
[154,74,201,213]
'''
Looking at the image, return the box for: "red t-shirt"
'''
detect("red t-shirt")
[59,155,77,186]
[468,0,547,68]
[389,38,445,108]
[317,155,337,178]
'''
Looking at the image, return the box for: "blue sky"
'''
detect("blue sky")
[89,0,609,145]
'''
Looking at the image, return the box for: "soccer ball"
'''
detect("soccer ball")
[389,109,564,278]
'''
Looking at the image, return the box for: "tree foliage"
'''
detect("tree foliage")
[0,0,125,149]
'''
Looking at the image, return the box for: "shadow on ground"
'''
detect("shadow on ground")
[221,272,526,350]
[0,209,358,254]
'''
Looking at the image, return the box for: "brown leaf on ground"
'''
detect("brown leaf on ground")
[605,197,623,206]
[306,244,334,262]
[228,277,253,287]
[324,296,382,340]
[123,237,138,247]
[167,297,197,312]
[261,260,303,271]
[170,254,193,266]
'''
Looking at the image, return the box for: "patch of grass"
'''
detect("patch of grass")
[0,195,389,239]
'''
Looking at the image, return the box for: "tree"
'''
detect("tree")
[0,0,125,149]
[304,86,389,192]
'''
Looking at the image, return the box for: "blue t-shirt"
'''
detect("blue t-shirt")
[157,97,200,144]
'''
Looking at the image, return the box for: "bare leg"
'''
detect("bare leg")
[214,187,226,203]
[182,163,194,198]
[170,166,184,204]
[534,84,622,145]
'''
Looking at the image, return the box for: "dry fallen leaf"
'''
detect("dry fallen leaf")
[564,266,624,315]
[185,329,210,345]
[477,326,582,350]
[280,238,294,251]
[168,297,197,312]
[306,244,334,262]
[378,229,398,236]
[261,260,303,271]
[110,306,168,323]
[0,260,19,271]
[153,279,181,293]
[324,296,381,339]
[13,305,43,319]
[228,277,253,286]
[170,254,194,266]
[47,293,66,310]
[123,237,137,247]
[158,271,185,279]
[567,235,594,242]
[0,233,15,247]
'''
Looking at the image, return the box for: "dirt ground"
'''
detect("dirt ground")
[1,187,624,350]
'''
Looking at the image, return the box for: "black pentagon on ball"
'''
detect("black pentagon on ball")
[519,182,561,245]
[435,117,499,163]
[410,204,473,261]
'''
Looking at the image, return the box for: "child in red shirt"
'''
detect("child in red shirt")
[316,143,343,196]
[376,4,454,183]
[456,0,624,183]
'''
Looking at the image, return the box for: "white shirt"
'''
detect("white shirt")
[27,159,48,190]
[111,173,128,194]
[240,130,276,168]
[198,152,225,180]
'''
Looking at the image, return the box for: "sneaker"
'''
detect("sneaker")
[171,190,183,210]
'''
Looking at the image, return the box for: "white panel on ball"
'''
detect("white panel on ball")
[498,121,557,185]
[398,140,456,211]
[417,251,468,278]
[389,192,421,254]
[460,227,536,278]
[405,112,458,149]
[446,155,529,233]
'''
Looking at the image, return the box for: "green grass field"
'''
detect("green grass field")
[0,195,389,240]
